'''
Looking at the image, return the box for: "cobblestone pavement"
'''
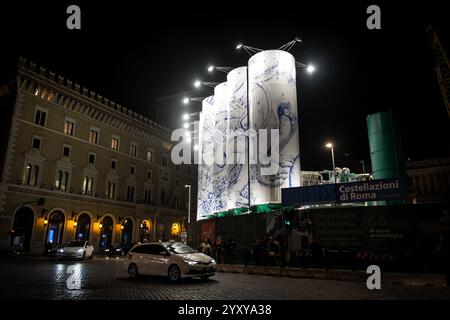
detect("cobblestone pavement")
[0,256,449,300]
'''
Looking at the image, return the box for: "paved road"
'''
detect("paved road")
[0,256,449,300]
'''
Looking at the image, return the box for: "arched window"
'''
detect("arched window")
[30,165,39,186]
[107,181,115,199]
[127,186,135,202]
[83,176,94,195]
[161,190,166,206]
[22,163,32,185]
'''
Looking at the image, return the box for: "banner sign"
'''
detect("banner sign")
[282,178,405,206]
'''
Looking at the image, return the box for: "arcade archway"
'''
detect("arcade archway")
[46,211,65,244]
[99,216,113,251]
[121,218,133,244]
[10,207,35,252]
[75,213,91,242]
[140,219,152,242]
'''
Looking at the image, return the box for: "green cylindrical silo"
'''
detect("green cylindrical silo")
[367,111,408,205]
[367,111,406,180]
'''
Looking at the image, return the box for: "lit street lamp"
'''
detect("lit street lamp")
[207,65,234,73]
[306,65,316,74]
[326,142,336,183]
[185,184,191,224]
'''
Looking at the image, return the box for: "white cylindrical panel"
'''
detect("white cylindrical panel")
[197,96,215,220]
[226,66,249,209]
[249,50,301,205]
[212,82,230,213]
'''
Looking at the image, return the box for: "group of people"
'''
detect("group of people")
[199,235,236,264]
[250,236,287,267]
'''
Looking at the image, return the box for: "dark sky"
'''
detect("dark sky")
[1,1,449,171]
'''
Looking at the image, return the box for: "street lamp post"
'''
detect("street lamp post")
[185,184,191,224]
[360,160,366,174]
[326,143,336,183]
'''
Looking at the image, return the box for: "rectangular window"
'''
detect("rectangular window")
[34,108,47,126]
[89,127,99,144]
[32,136,42,150]
[63,145,71,157]
[130,142,138,157]
[88,153,96,164]
[111,159,117,170]
[111,135,120,151]
[175,179,179,187]
[162,155,168,167]
[130,165,135,175]
[187,166,192,175]
[147,150,154,162]
[64,118,75,136]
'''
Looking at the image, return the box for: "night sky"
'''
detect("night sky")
[1,1,449,172]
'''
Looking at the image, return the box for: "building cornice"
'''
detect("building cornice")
[16,57,173,150]
[6,183,187,217]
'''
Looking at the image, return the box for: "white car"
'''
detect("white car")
[125,242,216,282]
[57,240,94,259]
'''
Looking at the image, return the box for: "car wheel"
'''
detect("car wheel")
[128,263,139,278]
[168,264,181,283]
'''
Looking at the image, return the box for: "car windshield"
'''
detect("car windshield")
[67,241,83,247]
[165,243,197,254]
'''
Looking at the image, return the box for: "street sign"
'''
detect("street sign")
[282,178,406,206]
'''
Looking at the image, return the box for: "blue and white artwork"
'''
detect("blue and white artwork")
[226,67,249,209]
[197,96,216,220]
[212,82,230,213]
[248,50,301,205]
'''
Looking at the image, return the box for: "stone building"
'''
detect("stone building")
[0,58,197,254]
[407,156,450,203]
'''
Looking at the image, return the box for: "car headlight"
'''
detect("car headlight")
[77,248,84,253]
[183,260,198,265]
[58,249,64,253]
[210,259,216,264]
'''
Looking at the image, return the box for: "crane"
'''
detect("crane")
[427,25,450,118]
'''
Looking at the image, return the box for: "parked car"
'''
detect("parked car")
[47,243,64,257]
[105,242,135,257]
[124,241,216,282]
[57,240,94,259]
